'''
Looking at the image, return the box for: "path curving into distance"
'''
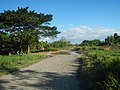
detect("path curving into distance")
[0,51,80,90]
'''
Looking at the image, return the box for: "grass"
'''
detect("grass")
[0,54,44,76]
[79,50,120,90]
[89,50,120,56]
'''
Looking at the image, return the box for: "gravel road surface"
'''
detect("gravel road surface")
[0,53,80,90]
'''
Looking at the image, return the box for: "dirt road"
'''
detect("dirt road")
[0,53,80,90]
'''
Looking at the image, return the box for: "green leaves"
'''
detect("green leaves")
[80,50,120,90]
[0,7,60,54]
[105,33,120,45]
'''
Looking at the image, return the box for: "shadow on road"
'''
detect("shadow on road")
[0,58,81,90]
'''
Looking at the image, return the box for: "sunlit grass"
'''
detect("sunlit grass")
[0,54,44,76]
[79,50,120,90]
[89,50,120,56]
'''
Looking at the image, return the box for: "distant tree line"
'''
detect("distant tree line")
[80,33,120,46]
[51,36,71,48]
[33,36,71,52]
[0,7,60,55]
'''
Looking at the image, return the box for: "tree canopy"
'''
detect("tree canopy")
[80,33,120,47]
[80,39,102,46]
[0,7,60,55]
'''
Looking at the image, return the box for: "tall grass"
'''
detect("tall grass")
[0,54,44,76]
[79,50,120,90]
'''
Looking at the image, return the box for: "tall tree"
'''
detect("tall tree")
[105,33,120,46]
[0,31,10,55]
[0,7,60,54]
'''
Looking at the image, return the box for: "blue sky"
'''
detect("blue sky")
[1,0,120,43]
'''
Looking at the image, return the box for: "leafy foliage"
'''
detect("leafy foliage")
[0,7,60,55]
[31,36,71,53]
[79,50,120,90]
[80,33,120,47]
[80,39,102,46]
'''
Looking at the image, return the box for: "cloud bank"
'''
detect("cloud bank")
[57,26,120,44]
[41,26,120,44]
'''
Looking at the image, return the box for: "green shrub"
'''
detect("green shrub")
[79,50,120,90]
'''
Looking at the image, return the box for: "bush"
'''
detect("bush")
[79,50,120,90]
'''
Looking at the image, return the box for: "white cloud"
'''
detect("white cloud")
[57,26,120,44]
[57,24,65,28]
[57,24,74,28]
[40,26,120,44]
[68,24,73,26]
[39,37,51,42]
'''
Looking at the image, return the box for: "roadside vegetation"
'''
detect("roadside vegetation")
[0,7,120,90]
[79,50,120,90]
[31,36,72,53]
[0,54,44,76]
[0,7,72,76]
[76,33,120,90]
[0,7,63,76]
[0,7,60,55]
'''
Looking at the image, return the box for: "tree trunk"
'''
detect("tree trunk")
[9,52,11,56]
[27,46,30,54]
[20,48,24,54]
